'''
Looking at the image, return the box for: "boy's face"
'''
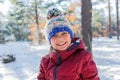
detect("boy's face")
[50,31,71,51]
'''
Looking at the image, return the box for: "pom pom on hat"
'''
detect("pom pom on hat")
[46,7,62,20]
[44,16,74,42]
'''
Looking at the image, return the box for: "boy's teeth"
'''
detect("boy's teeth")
[58,42,66,46]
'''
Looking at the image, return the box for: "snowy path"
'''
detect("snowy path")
[0,37,120,80]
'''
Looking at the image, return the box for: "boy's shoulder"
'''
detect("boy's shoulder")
[41,51,55,62]
[41,53,51,61]
[40,53,51,66]
[76,49,93,59]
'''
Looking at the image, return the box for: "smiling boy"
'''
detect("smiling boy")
[37,16,100,80]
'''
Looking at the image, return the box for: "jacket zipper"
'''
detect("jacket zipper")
[53,52,61,80]
[53,67,57,80]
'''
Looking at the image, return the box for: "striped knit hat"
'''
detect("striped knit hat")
[44,16,74,42]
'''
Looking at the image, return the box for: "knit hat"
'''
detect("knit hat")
[46,7,62,20]
[44,16,74,42]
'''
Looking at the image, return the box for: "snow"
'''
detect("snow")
[92,37,120,80]
[0,37,120,80]
[0,42,49,80]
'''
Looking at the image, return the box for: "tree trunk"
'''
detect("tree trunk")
[81,0,92,51]
[116,0,119,40]
[35,0,40,44]
[108,0,112,38]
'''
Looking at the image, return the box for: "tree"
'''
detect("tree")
[116,0,119,40]
[9,0,42,42]
[7,0,31,41]
[108,0,112,38]
[81,0,92,51]
[35,0,41,44]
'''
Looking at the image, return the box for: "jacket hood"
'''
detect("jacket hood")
[49,37,86,65]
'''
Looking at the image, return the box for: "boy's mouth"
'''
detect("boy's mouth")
[57,42,66,46]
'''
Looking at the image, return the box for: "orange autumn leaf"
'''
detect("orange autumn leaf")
[68,3,75,11]
[76,2,82,7]
[28,35,35,40]
[66,14,77,22]
[40,22,46,29]
[72,25,78,31]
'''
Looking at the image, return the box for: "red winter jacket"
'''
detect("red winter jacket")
[37,38,100,80]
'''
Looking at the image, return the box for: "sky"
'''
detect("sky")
[0,0,11,15]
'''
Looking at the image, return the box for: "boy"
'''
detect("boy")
[37,16,100,80]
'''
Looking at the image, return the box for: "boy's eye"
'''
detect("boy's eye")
[52,32,68,39]
[52,34,58,38]
[54,34,57,37]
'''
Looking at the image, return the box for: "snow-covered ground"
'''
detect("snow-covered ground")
[0,37,120,80]
[92,37,120,80]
